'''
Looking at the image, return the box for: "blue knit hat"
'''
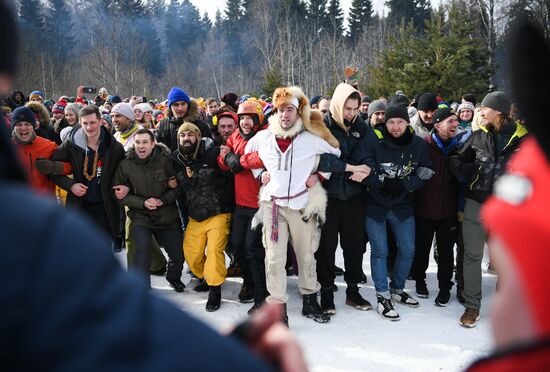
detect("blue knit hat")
[167,87,190,108]
[11,106,36,130]
[29,91,45,102]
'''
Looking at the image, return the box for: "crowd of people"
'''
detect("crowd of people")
[2,73,528,327]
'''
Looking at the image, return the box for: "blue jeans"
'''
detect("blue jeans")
[365,210,415,297]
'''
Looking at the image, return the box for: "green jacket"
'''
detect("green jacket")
[113,143,181,229]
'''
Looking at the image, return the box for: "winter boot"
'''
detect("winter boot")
[345,285,372,311]
[194,279,209,292]
[238,284,254,304]
[416,280,429,298]
[167,279,185,293]
[206,285,221,312]
[376,295,400,321]
[320,287,336,315]
[459,308,480,328]
[302,293,330,323]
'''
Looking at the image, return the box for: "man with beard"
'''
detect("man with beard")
[245,86,341,325]
[172,123,234,312]
[411,93,438,138]
[156,87,212,152]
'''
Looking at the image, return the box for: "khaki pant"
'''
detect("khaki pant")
[261,201,321,304]
[184,213,231,286]
[125,209,168,272]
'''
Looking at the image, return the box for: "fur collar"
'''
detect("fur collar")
[168,99,201,123]
[25,101,51,127]
[268,114,304,139]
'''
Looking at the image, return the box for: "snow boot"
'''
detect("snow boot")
[206,285,221,312]
[376,295,400,321]
[345,285,372,311]
[167,279,185,293]
[302,293,330,323]
[194,279,209,292]
[320,287,336,315]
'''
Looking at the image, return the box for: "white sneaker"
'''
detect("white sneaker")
[391,291,420,308]
[376,295,400,321]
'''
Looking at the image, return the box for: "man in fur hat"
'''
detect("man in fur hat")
[245,86,341,324]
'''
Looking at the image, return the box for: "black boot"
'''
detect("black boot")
[194,279,209,292]
[302,293,330,323]
[167,279,185,293]
[238,284,254,303]
[345,285,372,311]
[206,285,221,312]
[320,287,336,315]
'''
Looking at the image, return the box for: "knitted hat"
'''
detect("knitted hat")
[417,93,438,111]
[52,99,67,114]
[432,107,456,124]
[221,92,239,111]
[481,138,550,338]
[134,102,153,114]
[310,95,321,106]
[65,103,80,117]
[388,94,409,108]
[385,105,410,123]
[481,91,511,115]
[361,95,372,103]
[29,91,45,102]
[101,114,112,126]
[111,102,134,121]
[367,99,387,118]
[11,106,36,129]
[108,95,122,104]
[457,101,475,115]
[167,87,191,108]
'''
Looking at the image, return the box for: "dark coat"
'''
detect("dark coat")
[172,139,234,222]
[156,99,212,152]
[114,143,181,229]
[450,121,528,203]
[352,126,432,220]
[414,133,459,220]
[317,113,371,200]
[50,126,125,239]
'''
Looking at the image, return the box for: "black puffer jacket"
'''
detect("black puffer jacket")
[450,120,528,203]
[172,139,234,222]
[50,126,125,239]
[156,99,212,152]
[352,126,432,220]
[113,144,181,229]
[317,113,371,200]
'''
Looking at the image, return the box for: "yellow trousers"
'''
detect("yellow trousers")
[184,213,231,286]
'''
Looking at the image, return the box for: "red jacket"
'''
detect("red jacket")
[217,130,264,209]
[14,136,71,195]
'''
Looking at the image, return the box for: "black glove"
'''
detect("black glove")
[382,178,405,196]
[35,158,65,175]
[224,152,244,173]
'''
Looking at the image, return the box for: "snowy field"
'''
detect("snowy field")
[119,244,497,372]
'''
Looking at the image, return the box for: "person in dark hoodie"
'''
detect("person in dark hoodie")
[6,89,26,110]
[315,83,373,315]
[50,105,125,245]
[352,105,433,321]
[156,87,212,152]
[113,129,185,292]
[450,91,528,328]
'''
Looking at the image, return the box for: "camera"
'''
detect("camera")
[82,87,97,94]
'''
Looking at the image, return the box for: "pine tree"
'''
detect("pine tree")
[386,0,431,31]
[326,0,344,37]
[43,0,75,61]
[201,12,212,33]
[307,0,328,36]
[347,0,374,42]
[111,0,146,18]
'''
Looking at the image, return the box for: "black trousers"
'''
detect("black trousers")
[455,220,464,291]
[82,201,112,241]
[410,216,457,290]
[132,225,184,286]
[231,205,267,303]
[316,196,366,288]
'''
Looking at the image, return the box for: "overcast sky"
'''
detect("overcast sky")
[189,0,393,25]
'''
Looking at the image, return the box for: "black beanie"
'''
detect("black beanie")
[417,93,438,111]
[388,94,409,108]
[385,105,410,123]
[11,106,36,130]
[361,95,372,103]
[0,0,18,76]
[433,107,455,124]
[481,91,511,115]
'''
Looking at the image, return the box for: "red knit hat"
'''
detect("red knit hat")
[52,99,67,114]
[481,138,550,339]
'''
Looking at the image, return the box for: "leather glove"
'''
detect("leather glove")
[35,158,65,175]
[224,152,244,173]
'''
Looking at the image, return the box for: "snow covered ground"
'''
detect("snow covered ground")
[127,244,497,372]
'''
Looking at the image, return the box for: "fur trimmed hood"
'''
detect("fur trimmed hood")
[270,86,339,148]
[166,98,201,123]
[25,101,51,127]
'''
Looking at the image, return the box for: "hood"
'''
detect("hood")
[10,90,25,103]
[126,142,171,160]
[168,98,201,123]
[329,83,360,132]
[25,101,51,127]
[68,125,111,152]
